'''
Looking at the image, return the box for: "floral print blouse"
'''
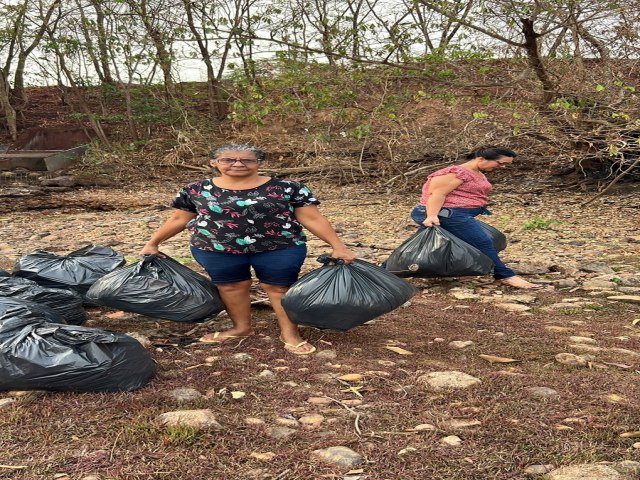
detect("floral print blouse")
[171,178,320,254]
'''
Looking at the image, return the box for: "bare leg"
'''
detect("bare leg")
[200,279,254,342]
[260,282,315,354]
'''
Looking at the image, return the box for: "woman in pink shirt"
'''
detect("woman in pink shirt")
[411,146,541,289]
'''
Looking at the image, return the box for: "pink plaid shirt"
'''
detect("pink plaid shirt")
[420,165,492,208]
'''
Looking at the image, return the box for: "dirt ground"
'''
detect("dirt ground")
[0,178,639,480]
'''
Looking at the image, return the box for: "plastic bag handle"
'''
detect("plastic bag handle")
[317,254,344,265]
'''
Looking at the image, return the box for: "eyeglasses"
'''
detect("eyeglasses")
[216,157,261,165]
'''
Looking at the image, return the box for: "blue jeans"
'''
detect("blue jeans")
[410,205,515,279]
[190,244,307,286]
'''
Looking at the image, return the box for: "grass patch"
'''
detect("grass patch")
[522,217,561,230]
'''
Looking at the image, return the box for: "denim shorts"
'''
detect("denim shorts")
[190,244,307,286]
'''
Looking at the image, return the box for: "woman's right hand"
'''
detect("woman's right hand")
[140,243,161,256]
[422,215,440,228]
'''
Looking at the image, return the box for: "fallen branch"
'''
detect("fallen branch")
[581,156,640,207]
[324,396,363,437]
[385,162,453,185]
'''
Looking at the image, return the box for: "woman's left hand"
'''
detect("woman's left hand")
[331,246,357,264]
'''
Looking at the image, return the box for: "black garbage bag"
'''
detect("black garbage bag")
[0,269,10,277]
[281,256,418,331]
[0,307,155,392]
[1,296,65,325]
[478,221,507,252]
[385,226,494,278]
[13,244,125,295]
[86,254,225,323]
[0,276,86,325]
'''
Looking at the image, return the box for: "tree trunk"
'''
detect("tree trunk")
[520,18,557,103]
[0,70,18,141]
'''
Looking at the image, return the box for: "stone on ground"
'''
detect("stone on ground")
[155,409,222,430]
[418,371,482,390]
[543,464,625,479]
[311,446,364,468]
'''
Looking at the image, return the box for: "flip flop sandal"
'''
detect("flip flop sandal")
[199,332,252,344]
[279,338,317,355]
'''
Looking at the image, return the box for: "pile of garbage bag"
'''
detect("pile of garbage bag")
[478,221,507,252]
[385,226,494,277]
[13,244,125,296]
[1,296,63,324]
[0,297,155,392]
[0,276,86,325]
[282,256,417,331]
[86,254,224,323]
[0,269,10,277]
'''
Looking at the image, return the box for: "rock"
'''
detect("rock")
[618,274,640,287]
[499,294,538,304]
[449,288,482,300]
[525,387,560,399]
[612,460,640,478]
[398,446,417,455]
[125,331,152,348]
[440,435,462,446]
[258,369,275,379]
[250,452,276,461]
[442,419,481,429]
[307,396,333,405]
[555,353,588,367]
[418,371,482,390]
[607,295,640,304]
[6,390,46,399]
[311,446,364,468]
[232,353,253,362]
[169,388,204,402]
[155,409,222,430]
[578,262,616,274]
[80,476,101,480]
[544,464,624,480]
[608,347,640,358]
[580,275,618,290]
[0,398,16,409]
[275,417,300,428]
[633,442,640,449]
[413,423,437,431]
[265,426,297,440]
[448,340,474,349]
[546,326,572,333]
[524,464,554,476]
[299,414,325,428]
[40,176,77,188]
[567,344,602,354]
[568,336,597,345]
[618,287,640,293]
[245,417,266,427]
[556,279,578,288]
[315,350,338,360]
[494,303,531,313]
[312,373,336,383]
[512,263,551,275]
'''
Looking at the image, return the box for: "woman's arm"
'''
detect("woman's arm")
[423,174,463,227]
[294,205,356,263]
[140,209,196,255]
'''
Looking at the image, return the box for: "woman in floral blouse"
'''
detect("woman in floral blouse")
[141,144,356,354]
